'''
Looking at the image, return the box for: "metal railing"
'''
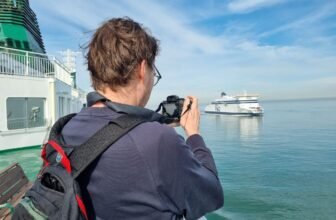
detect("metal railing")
[7,117,47,130]
[0,46,73,85]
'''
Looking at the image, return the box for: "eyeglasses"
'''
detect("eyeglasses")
[153,65,162,86]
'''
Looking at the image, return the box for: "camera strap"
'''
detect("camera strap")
[181,100,193,117]
[86,91,168,123]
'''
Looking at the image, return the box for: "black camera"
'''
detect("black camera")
[156,95,185,123]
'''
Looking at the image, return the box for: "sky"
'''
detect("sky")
[29,0,336,106]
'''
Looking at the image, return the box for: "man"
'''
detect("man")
[62,17,223,220]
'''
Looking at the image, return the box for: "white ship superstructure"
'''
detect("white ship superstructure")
[0,46,86,151]
[205,92,264,116]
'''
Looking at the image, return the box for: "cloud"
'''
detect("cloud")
[122,0,225,55]
[259,1,336,38]
[227,0,285,13]
[30,0,336,103]
[32,0,224,55]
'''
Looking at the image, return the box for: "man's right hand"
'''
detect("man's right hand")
[180,96,200,137]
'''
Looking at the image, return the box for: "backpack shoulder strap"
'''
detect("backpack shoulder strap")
[42,113,77,165]
[70,114,147,178]
[48,113,77,140]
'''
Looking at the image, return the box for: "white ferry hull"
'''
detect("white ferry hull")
[205,104,263,116]
[0,128,49,151]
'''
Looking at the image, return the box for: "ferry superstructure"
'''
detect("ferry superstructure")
[0,0,86,151]
[205,92,264,116]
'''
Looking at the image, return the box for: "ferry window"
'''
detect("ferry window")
[27,98,45,128]
[7,98,27,129]
[6,38,14,47]
[58,97,64,117]
[23,41,30,50]
[15,40,22,49]
[6,97,46,130]
[67,98,71,114]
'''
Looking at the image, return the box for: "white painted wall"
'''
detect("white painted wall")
[0,75,51,150]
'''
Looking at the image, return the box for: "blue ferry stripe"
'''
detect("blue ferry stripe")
[211,101,259,104]
[204,111,263,115]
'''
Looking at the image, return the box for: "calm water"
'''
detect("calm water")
[1,99,336,219]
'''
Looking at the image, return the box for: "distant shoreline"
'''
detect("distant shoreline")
[260,96,336,103]
[198,96,336,106]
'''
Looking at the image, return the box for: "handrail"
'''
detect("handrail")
[0,46,73,85]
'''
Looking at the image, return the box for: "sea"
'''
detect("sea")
[1,98,335,220]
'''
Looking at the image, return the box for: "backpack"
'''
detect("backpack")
[12,113,146,220]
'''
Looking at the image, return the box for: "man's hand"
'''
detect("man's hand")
[180,96,200,137]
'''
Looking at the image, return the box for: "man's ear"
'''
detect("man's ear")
[138,60,147,82]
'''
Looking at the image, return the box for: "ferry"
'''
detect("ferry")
[205,92,264,116]
[0,0,86,151]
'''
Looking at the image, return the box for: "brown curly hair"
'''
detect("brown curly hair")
[86,17,159,91]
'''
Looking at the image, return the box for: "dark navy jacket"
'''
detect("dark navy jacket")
[62,101,223,220]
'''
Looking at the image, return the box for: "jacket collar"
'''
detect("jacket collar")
[86,91,166,123]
